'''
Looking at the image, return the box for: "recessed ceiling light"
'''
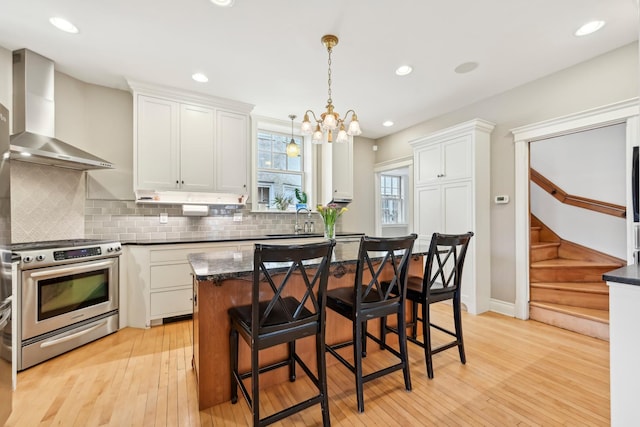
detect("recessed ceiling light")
[49,17,79,34]
[454,61,479,74]
[20,152,31,157]
[395,65,413,76]
[192,73,209,83]
[575,20,605,36]
[210,0,235,6]
[382,121,394,127]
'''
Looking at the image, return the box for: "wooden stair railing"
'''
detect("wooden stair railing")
[530,168,626,218]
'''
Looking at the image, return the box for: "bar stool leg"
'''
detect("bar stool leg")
[288,341,296,381]
[230,328,239,404]
[354,319,365,413]
[251,345,260,425]
[423,302,434,379]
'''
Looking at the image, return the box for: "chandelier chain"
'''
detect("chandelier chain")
[327,46,333,106]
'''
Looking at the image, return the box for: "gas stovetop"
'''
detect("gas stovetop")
[12,239,122,269]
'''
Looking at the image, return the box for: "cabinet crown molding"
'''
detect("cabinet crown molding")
[409,118,495,147]
[127,79,254,114]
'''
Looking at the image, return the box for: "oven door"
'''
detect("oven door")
[21,257,118,340]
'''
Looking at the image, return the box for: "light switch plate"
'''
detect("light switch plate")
[233,212,243,222]
[159,213,168,224]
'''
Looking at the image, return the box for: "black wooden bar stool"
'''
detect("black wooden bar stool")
[325,234,416,413]
[381,232,473,378]
[228,240,335,426]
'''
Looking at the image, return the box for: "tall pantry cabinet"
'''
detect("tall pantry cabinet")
[409,119,494,315]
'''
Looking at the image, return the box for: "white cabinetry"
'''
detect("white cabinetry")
[215,110,249,194]
[321,138,354,203]
[410,118,494,314]
[130,81,253,195]
[125,242,245,328]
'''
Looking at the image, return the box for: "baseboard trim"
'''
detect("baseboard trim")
[490,299,516,317]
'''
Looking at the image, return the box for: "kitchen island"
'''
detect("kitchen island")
[188,239,429,410]
[603,265,640,426]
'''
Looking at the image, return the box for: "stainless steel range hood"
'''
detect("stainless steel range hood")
[9,49,113,170]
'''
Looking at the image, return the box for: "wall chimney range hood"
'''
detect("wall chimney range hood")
[9,49,114,170]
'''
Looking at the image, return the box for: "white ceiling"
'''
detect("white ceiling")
[0,0,637,139]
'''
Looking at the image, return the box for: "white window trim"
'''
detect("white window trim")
[373,157,414,236]
[251,115,316,213]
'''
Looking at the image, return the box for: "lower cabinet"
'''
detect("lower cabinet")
[124,242,246,328]
[123,238,320,328]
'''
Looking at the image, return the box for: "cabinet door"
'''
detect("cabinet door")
[136,96,179,190]
[442,136,471,181]
[180,104,216,192]
[415,144,442,185]
[331,139,354,200]
[215,110,248,194]
[442,181,472,233]
[415,181,472,241]
[415,185,442,243]
[414,136,472,185]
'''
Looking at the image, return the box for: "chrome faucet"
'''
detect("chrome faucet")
[295,207,310,234]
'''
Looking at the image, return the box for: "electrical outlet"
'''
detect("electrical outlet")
[159,213,168,224]
[233,212,243,222]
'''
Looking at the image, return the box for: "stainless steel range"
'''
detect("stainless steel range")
[13,239,121,370]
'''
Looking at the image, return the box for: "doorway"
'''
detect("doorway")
[512,98,639,320]
[374,157,413,237]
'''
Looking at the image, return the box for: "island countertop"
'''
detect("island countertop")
[123,232,364,246]
[603,264,640,286]
[188,239,431,282]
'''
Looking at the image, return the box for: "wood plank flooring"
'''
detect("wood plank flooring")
[6,303,610,426]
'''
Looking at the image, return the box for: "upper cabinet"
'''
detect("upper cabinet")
[320,138,354,203]
[414,134,472,185]
[130,81,254,195]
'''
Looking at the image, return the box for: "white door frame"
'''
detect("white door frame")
[511,98,639,320]
[373,156,413,236]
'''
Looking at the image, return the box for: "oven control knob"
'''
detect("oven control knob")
[22,255,33,263]
[35,254,46,262]
[107,247,114,253]
[114,246,121,252]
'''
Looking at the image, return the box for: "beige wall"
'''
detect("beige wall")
[375,41,639,304]
[55,73,134,200]
[0,47,11,122]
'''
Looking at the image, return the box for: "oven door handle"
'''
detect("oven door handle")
[26,259,116,279]
[39,319,108,349]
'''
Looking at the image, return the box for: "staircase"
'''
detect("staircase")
[529,216,624,341]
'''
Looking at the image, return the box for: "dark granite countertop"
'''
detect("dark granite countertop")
[188,240,430,283]
[123,232,364,246]
[603,264,640,287]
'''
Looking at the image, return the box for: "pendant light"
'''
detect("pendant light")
[286,114,300,158]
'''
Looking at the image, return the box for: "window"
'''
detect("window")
[256,129,303,210]
[380,174,405,224]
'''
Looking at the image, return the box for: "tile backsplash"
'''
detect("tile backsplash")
[10,161,332,243]
[11,162,85,243]
[85,200,324,242]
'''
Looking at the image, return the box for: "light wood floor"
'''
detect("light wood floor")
[6,303,610,426]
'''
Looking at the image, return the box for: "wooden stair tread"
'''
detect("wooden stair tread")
[530,282,608,294]
[531,258,621,269]
[531,242,560,249]
[529,301,609,323]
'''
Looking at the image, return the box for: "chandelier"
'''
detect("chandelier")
[301,34,362,144]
